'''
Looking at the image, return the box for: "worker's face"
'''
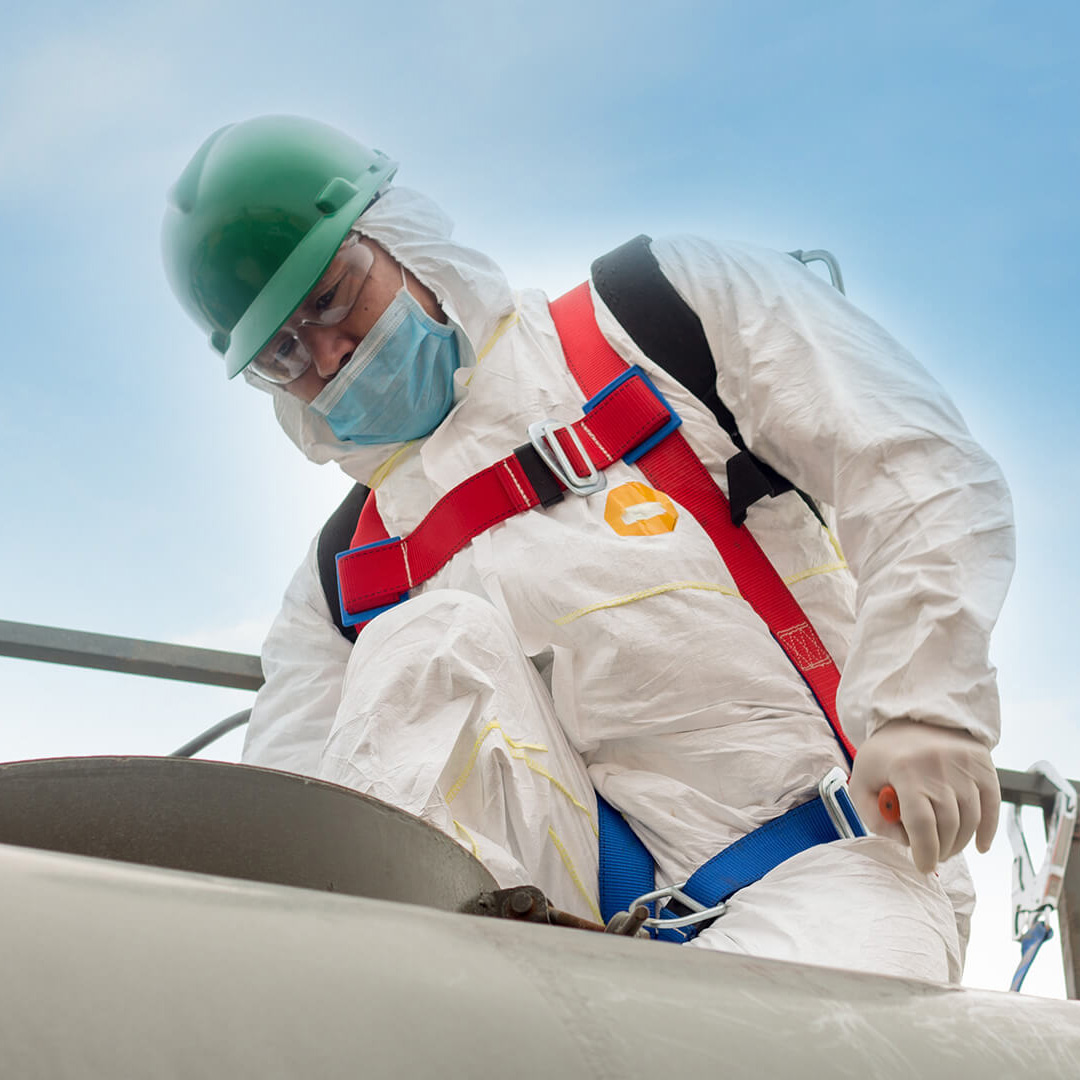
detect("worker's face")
[277,238,446,404]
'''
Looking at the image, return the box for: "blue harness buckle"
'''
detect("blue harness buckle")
[335,536,410,628]
[581,365,682,464]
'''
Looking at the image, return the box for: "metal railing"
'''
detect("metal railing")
[789,249,847,294]
[2,617,1077,996]
[0,619,263,691]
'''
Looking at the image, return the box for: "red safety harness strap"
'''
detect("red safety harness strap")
[336,370,674,623]
[335,279,855,763]
[549,282,855,762]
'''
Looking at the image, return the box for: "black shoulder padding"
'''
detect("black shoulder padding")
[590,235,736,436]
[591,236,822,528]
[317,483,369,643]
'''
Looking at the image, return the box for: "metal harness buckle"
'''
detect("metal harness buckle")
[818,766,868,839]
[1007,760,1077,940]
[627,768,865,939]
[628,883,728,935]
[527,420,606,496]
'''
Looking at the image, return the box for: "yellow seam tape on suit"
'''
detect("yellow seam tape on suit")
[521,755,598,837]
[555,558,849,626]
[555,581,739,625]
[824,526,845,562]
[370,441,419,489]
[452,820,480,860]
[445,721,597,834]
[548,826,603,923]
[466,310,520,384]
[782,559,848,586]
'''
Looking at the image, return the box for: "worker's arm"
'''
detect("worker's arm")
[243,535,353,774]
[651,235,1015,869]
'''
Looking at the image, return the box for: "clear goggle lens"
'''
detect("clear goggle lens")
[250,235,375,384]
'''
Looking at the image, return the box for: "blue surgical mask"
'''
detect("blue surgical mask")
[308,279,460,446]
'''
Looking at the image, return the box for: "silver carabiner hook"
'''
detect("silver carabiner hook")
[1007,760,1077,940]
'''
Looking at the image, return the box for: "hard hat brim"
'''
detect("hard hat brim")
[223,166,395,379]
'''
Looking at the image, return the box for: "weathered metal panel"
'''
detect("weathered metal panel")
[0,757,496,911]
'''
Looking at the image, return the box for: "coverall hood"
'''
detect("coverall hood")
[247,186,516,485]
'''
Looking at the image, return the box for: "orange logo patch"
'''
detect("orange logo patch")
[604,482,679,536]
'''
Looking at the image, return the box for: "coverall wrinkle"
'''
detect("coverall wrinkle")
[242,187,1013,982]
[317,589,601,920]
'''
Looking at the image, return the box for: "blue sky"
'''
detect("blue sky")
[1,0,1077,995]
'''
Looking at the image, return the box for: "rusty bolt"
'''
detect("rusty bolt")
[509,889,535,915]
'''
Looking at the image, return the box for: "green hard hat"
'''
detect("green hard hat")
[162,115,397,378]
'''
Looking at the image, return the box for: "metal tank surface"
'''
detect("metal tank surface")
[0,756,1077,1078]
[0,840,1078,1080]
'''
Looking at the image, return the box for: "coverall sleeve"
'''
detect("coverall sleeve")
[651,235,1015,749]
[242,536,354,774]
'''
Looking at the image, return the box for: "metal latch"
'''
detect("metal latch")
[628,883,728,937]
[527,420,606,496]
[819,766,868,839]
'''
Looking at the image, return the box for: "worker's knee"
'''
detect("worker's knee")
[345,588,524,677]
[335,587,548,760]
[393,587,506,628]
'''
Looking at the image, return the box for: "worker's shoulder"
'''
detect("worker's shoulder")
[648,233,802,279]
[642,235,824,322]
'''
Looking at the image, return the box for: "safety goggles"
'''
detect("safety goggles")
[249,234,375,384]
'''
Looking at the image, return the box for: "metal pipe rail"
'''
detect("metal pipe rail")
[2,617,1077,995]
[788,248,847,294]
[0,618,264,691]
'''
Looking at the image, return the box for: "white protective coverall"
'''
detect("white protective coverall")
[243,188,1015,983]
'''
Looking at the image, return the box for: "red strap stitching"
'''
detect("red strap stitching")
[339,457,540,610]
[548,281,855,763]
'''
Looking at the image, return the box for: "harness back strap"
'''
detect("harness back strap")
[317,483,370,643]
[592,235,821,528]
[549,281,855,765]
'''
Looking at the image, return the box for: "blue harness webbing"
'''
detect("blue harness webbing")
[596,796,659,930]
[597,791,863,943]
[1009,921,1054,992]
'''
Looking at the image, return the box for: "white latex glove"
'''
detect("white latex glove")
[849,719,1001,873]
